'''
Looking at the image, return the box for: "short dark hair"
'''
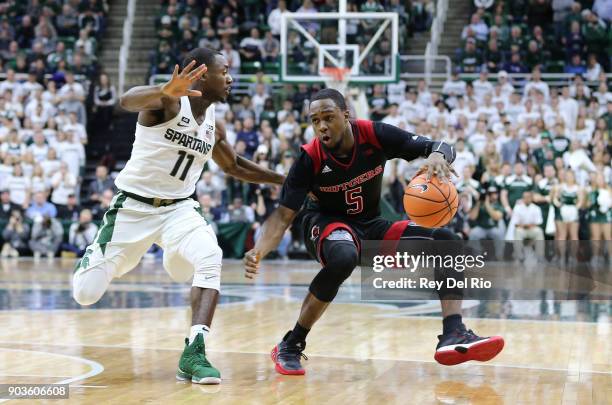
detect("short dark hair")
[182,47,221,70]
[310,88,347,111]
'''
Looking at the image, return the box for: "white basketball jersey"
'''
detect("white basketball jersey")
[115,97,215,199]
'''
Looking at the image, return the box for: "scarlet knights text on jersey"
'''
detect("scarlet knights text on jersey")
[280,119,450,219]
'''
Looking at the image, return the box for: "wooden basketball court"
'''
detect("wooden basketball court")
[0,258,610,404]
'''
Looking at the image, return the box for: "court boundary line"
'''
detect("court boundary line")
[0,347,105,403]
[1,341,610,376]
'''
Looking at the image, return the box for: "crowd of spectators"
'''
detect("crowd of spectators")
[0,0,610,262]
[184,67,611,260]
[185,67,611,259]
[457,0,610,75]
[147,0,611,261]
[404,67,610,261]
[150,0,434,80]
[0,0,117,259]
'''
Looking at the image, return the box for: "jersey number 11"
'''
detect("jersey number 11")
[170,150,195,181]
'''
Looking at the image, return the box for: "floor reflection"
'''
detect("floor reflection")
[0,288,246,310]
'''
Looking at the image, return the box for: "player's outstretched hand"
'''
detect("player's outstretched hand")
[161,61,207,98]
[418,152,457,183]
[244,249,261,279]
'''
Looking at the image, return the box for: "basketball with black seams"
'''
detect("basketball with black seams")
[403,174,458,228]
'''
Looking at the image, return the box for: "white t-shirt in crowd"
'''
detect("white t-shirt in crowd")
[524,80,550,101]
[50,172,77,205]
[472,79,494,102]
[0,164,13,188]
[5,175,31,206]
[467,132,488,156]
[382,114,409,130]
[30,176,48,193]
[62,122,87,143]
[58,82,85,99]
[512,202,543,226]
[29,144,50,162]
[386,81,408,105]
[40,159,62,178]
[454,149,477,176]
[0,142,26,157]
[442,79,467,96]
[55,140,85,178]
[558,97,579,131]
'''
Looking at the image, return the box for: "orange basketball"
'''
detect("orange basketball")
[403,174,458,228]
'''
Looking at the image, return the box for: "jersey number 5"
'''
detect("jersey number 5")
[345,187,363,214]
[170,150,195,181]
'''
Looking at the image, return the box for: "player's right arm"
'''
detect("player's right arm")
[244,205,297,278]
[119,61,207,124]
[243,152,313,279]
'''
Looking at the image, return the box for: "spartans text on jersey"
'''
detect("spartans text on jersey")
[164,128,213,154]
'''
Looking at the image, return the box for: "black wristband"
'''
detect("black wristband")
[429,141,456,164]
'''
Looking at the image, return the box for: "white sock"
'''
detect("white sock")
[189,324,210,344]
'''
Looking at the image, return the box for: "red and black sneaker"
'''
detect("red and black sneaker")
[270,331,308,375]
[434,327,504,366]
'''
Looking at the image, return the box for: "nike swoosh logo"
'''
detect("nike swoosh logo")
[205,275,217,280]
[177,123,189,127]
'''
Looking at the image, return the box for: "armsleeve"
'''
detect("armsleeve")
[279,151,314,211]
[373,122,455,163]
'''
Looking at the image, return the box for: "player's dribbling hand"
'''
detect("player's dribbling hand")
[244,249,261,279]
[418,152,457,183]
[161,60,207,98]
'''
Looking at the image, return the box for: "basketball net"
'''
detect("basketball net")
[320,67,368,119]
[320,67,350,94]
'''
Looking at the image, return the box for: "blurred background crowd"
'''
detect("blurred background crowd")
[0,0,609,261]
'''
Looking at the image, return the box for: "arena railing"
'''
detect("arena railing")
[118,0,136,95]
[147,72,611,98]
[425,0,449,85]
[0,72,91,93]
[149,73,283,97]
[458,73,612,93]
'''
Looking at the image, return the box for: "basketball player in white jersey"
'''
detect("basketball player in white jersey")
[72,48,284,384]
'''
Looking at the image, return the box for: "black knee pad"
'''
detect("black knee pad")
[309,240,359,302]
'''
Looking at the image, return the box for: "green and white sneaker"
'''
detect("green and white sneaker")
[176,333,221,384]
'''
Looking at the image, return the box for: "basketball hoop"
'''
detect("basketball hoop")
[320,67,351,94]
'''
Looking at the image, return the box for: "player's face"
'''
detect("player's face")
[201,54,233,103]
[309,99,349,150]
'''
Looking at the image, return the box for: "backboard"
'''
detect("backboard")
[279,10,399,86]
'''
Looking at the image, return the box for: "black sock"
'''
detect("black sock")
[442,314,463,335]
[287,322,310,344]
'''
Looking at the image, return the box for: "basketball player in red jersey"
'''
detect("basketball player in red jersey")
[243,88,504,375]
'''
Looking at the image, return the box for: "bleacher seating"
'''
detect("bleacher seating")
[456,0,610,75]
[0,0,111,258]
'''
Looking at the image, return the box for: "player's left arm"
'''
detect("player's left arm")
[373,122,456,181]
[212,120,285,185]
